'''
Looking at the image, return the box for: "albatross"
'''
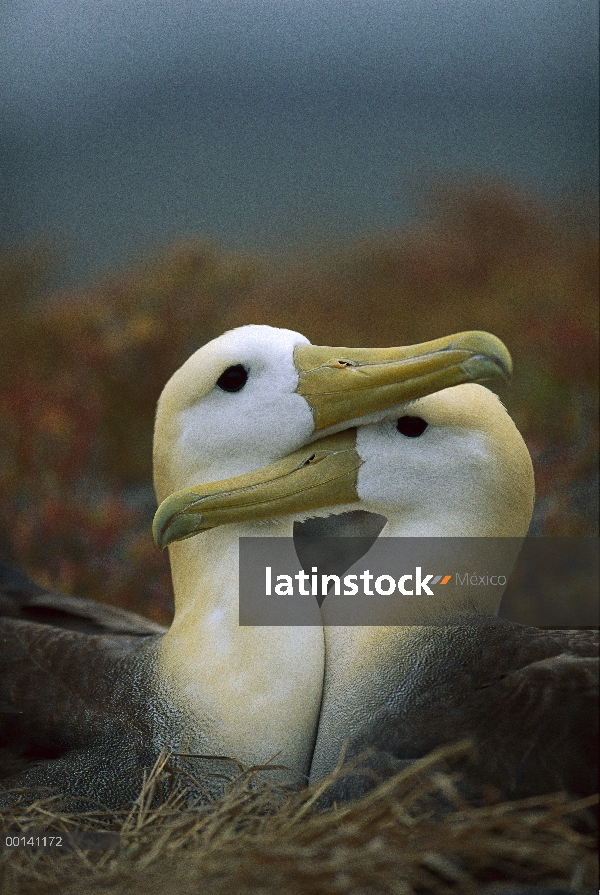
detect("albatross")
[0,325,510,807]
[156,380,598,803]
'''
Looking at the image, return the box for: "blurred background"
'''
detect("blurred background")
[0,0,598,624]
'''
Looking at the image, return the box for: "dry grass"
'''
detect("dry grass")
[1,743,597,895]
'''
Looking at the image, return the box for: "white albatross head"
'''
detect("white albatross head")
[353,383,535,537]
[154,326,312,502]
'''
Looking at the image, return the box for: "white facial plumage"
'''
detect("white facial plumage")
[154,325,314,503]
[354,383,534,538]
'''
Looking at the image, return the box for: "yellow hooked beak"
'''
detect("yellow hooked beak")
[294,330,511,431]
[153,430,361,548]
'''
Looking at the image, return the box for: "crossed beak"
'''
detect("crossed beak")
[154,330,511,548]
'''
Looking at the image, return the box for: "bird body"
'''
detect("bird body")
[0,617,158,801]
[308,382,540,794]
[2,325,509,806]
[307,617,598,803]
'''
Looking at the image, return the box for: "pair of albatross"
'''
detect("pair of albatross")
[153,327,597,803]
[0,326,597,807]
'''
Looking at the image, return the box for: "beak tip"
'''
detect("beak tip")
[153,502,208,547]
[152,513,169,550]
[451,331,512,383]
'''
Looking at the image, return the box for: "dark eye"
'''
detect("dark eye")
[396,416,428,437]
[217,365,248,392]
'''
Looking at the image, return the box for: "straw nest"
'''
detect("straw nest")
[0,742,597,895]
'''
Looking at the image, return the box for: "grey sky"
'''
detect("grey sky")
[1,0,597,283]
[2,0,596,101]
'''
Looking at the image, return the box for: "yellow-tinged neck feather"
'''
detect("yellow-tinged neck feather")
[158,523,324,776]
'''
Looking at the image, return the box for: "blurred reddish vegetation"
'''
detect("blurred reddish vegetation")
[0,179,597,624]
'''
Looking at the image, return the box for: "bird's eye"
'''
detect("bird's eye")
[396,416,428,437]
[217,365,248,392]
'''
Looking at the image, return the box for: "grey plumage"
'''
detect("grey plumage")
[309,613,598,804]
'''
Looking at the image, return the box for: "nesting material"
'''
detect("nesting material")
[0,742,597,895]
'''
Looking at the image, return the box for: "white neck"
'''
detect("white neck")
[364,490,506,539]
[320,499,524,680]
[158,520,324,777]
